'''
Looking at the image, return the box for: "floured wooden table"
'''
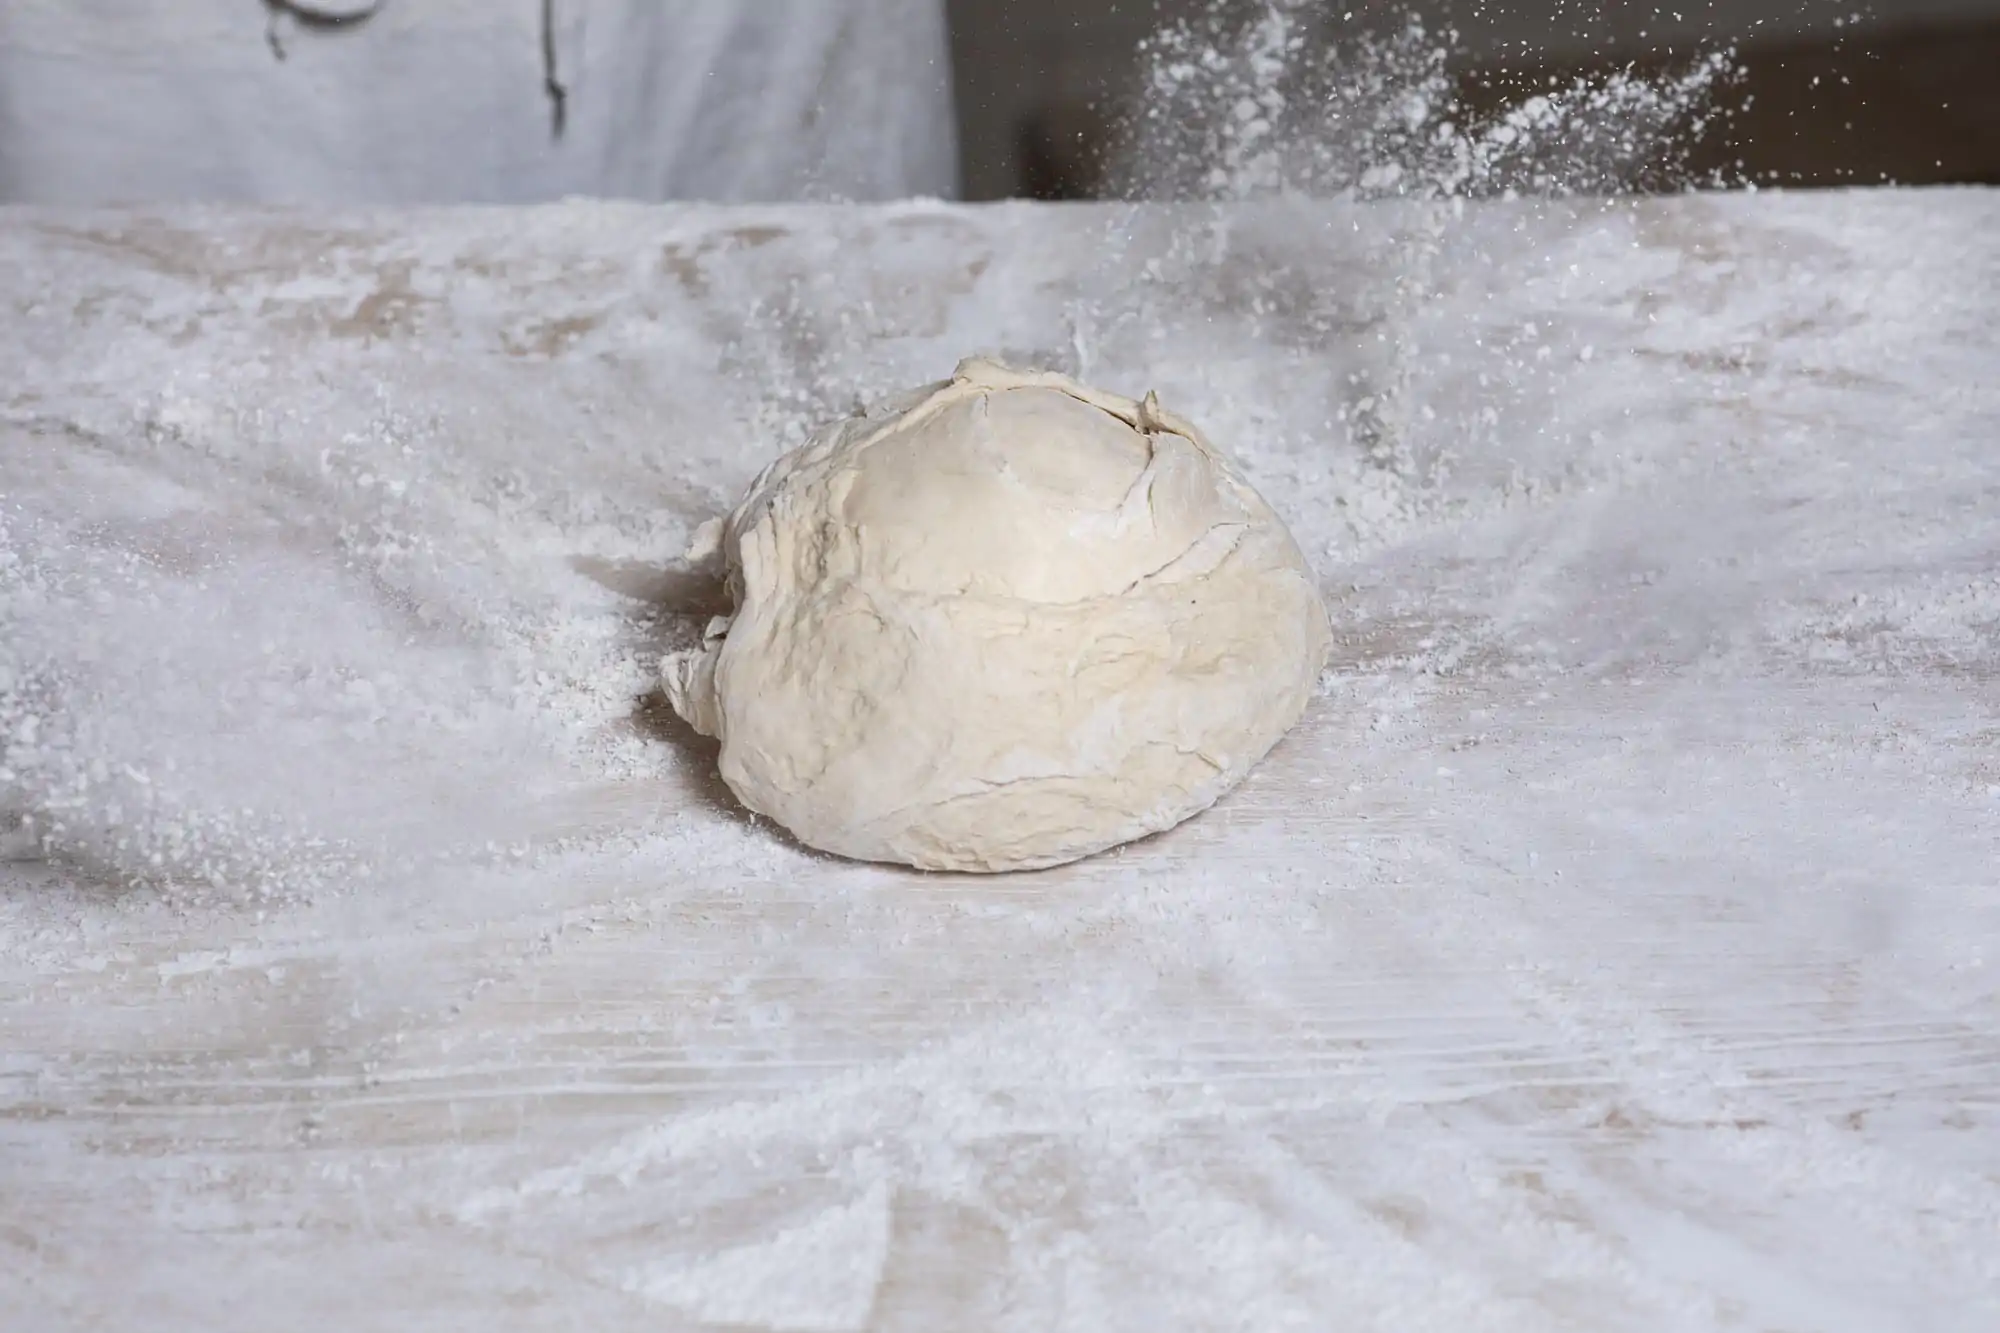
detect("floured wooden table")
[3,193,1998,1331]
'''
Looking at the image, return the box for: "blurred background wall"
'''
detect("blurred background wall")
[1,1,1995,204]
[950,0,2000,199]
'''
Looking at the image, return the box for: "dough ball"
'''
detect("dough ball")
[662,359,1330,872]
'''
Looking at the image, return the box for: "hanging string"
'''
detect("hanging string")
[541,0,569,140]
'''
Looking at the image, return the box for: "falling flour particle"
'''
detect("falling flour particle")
[662,359,1331,872]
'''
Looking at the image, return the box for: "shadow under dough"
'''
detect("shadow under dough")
[569,555,733,619]
[631,687,857,868]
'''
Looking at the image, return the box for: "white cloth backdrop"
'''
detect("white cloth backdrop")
[0,0,958,203]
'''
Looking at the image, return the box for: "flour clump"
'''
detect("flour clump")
[662,359,1331,872]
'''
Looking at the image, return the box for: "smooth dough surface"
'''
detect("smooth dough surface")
[662,359,1331,872]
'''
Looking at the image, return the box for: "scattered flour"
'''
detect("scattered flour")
[622,1182,893,1331]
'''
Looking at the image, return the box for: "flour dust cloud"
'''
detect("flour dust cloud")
[1112,1,1739,203]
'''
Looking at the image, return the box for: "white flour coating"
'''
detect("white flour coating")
[663,359,1331,871]
[620,1182,893,1330]
[4,188,1998,1333]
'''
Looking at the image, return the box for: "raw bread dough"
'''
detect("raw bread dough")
[662,359,1331,872]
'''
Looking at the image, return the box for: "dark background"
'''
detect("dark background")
[947,0,2000,199]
